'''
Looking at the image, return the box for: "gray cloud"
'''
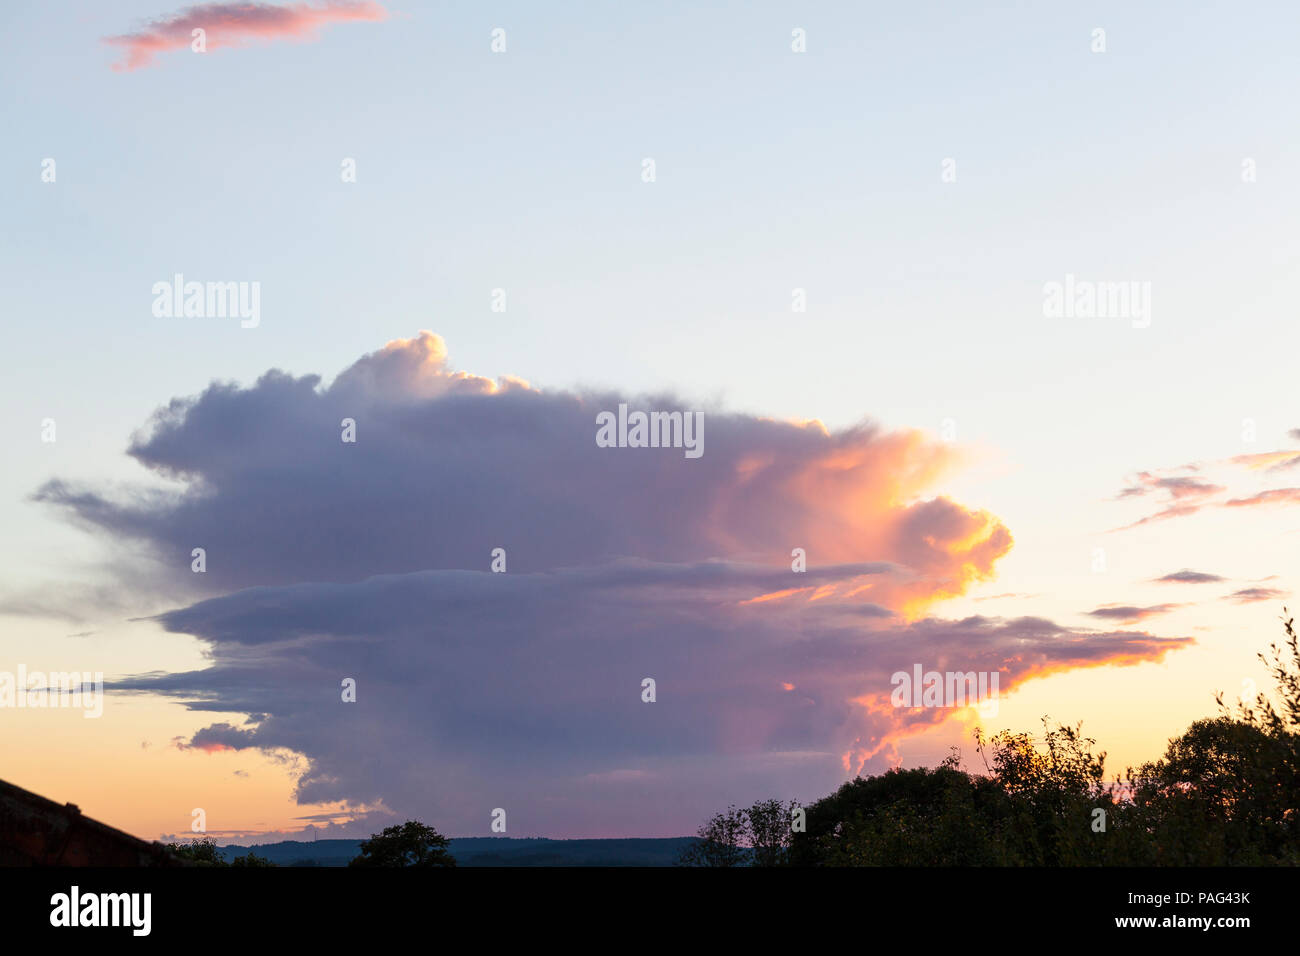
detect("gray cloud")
[1085,604,1184,623]
[1152,570,1226,584]
[1222,587,1289,605]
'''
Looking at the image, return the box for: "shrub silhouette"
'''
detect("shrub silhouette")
[162,837,275,866]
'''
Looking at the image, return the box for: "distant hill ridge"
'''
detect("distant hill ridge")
[218,836,697,867]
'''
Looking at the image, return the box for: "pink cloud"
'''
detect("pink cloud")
[1227,450,1300,472]
[104,1,388,71]
[1223,488,1300,508]
[1113,433,1300,529]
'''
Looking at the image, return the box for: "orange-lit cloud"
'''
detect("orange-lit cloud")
[839,623,1193,773]
[738,587,815,606]
[104,1,388,72]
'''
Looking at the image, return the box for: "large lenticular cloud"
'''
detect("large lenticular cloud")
[37,332,1191,836]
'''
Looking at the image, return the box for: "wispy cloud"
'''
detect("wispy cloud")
[1227,450,1300,472]
[1085,603,1184,624]
[104,1,388,71]
[1224,488,1300,509]
[1111,470,1224,529]
[1113,430,1300,529]
[1222,587,1289,605]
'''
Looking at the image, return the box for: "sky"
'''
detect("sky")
[1,0,1298,843]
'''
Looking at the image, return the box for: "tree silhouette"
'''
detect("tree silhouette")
[348,820,456,867]
[677,804,748,867]
[677,799,800,866]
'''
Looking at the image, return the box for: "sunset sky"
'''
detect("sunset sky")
[2,0,1298,843]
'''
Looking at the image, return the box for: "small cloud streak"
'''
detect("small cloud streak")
[1222,587,1289,605]
[104,1,388,72]
[1085,603,1184,624]
[1152,569,1225,584]
[1227,451,1300,472]
[1223,488,1300,509]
